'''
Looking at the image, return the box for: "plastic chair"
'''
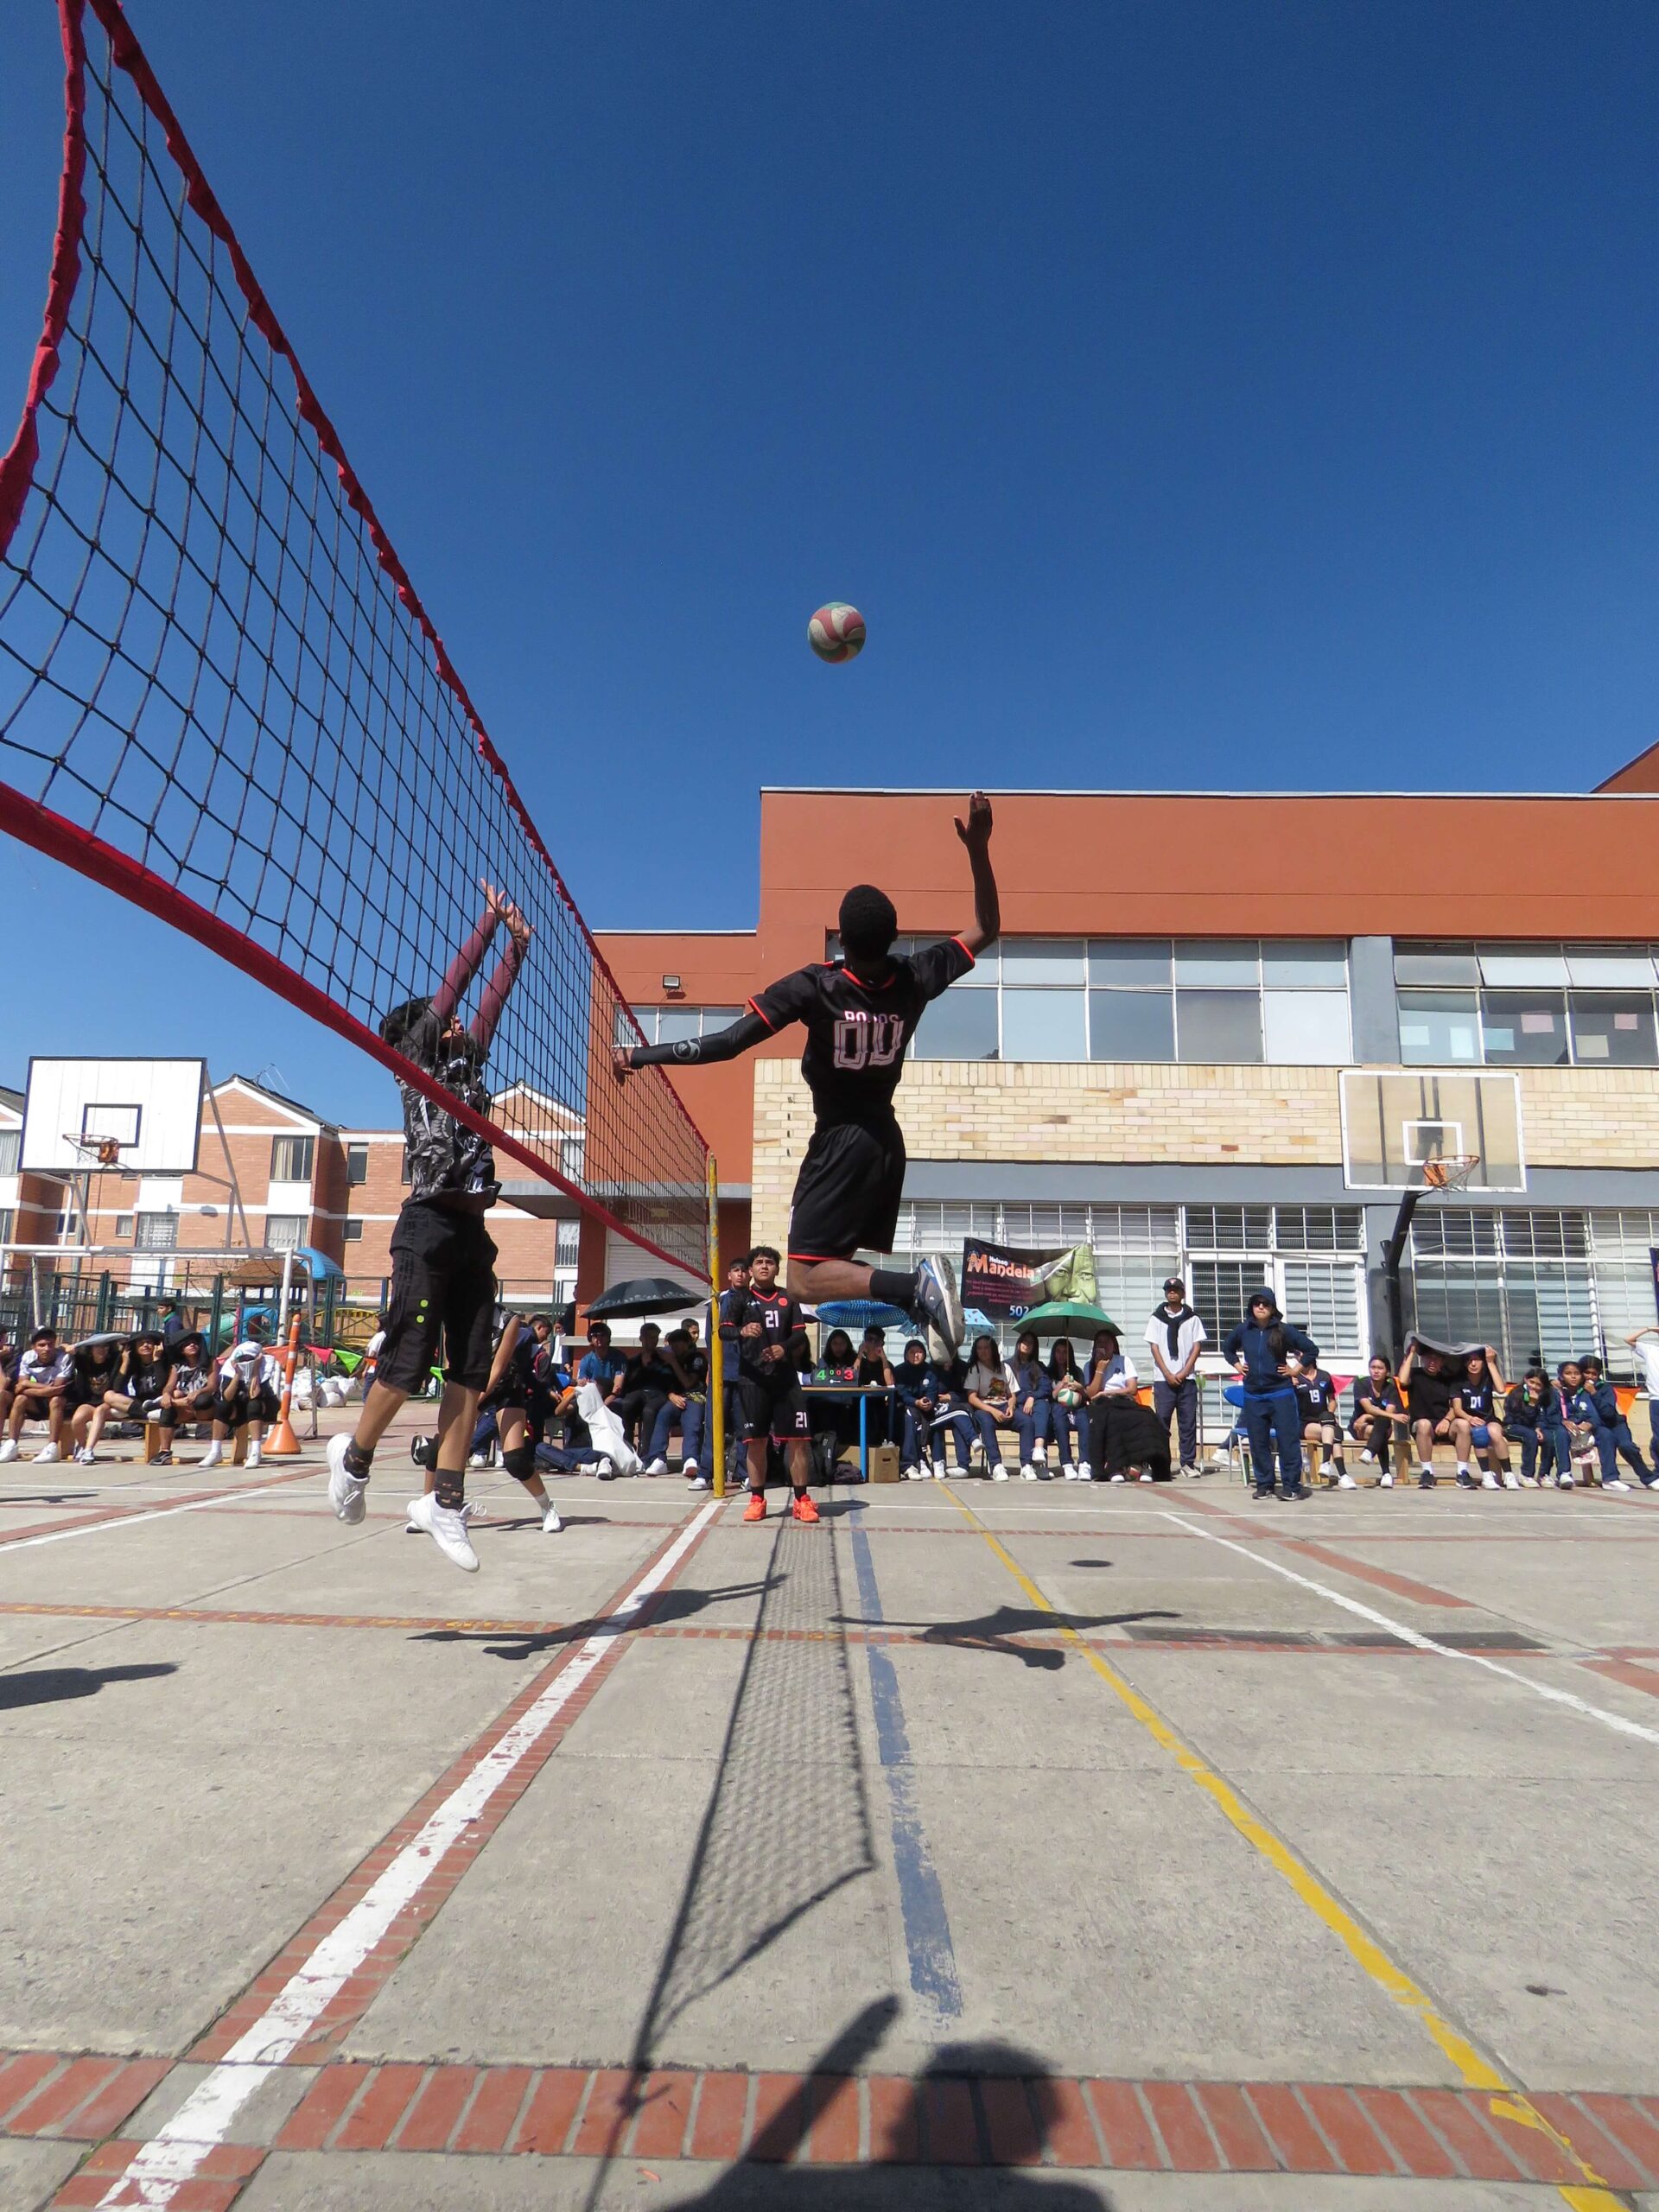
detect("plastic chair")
[1221,1382,1252,1486]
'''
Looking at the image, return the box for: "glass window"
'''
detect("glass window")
[1566,946,1656,988]
[999,938,1085,986]
[1190,1261,1260,1343]
[656,1007,702,1045]
[342,1218,364,1242]
[1088,989,1175,1062]
[135,1211,178,1252]
[0,1129,19,1176]
[114,1213,135,1239]
[913,988,998,1059]
[1478,946,1570,988]
[1001,988,1088,1061]
[265,1214,306,1251]
[1569,991,1659,1066]
[702,1007,742,1029]
[399,1147,411,1185]
[1262,990,1350,1063]
[560,1135,586,1180]
[270,1135,314,1181]
[1174,940,1259,988]
[1262,941,1347,988]
[1175,989,1262,1062]
[616,1007,645,1046]
[1479,989,1568,1066]
[346,1143,368,1185]
[1087,939,1172,988]
[1279,1261,1362,1352]
[556,1220,581,1268]
[1395,944,1479,986]
[1397,990,1480,1064]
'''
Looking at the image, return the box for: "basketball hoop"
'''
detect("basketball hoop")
[1422,1151,1480,1192]
[62,1133,134,1173]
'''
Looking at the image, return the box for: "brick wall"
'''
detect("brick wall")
[750,1058,1659,1249]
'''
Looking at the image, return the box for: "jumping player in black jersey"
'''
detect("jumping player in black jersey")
[327,880,531,1573]
[617,793,1000,1360]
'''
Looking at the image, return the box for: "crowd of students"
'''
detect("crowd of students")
[0,1316,285,1467]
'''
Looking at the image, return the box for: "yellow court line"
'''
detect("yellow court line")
[944,1489,1624,2210]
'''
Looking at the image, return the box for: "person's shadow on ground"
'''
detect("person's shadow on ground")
[409,1576,784,1662]
[0,1662,177,1711]
[836,1602,1180,1672]
[657,2014,1112,2209]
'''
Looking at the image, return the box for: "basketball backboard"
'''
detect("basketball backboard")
[22,1058,205,1176]
[1339,1069,1524,1192]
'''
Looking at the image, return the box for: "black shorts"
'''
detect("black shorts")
[787,1119,906,1264]
[739,1372,812,1443]
[376,1201,498,1393]
[210,1382,280,1426]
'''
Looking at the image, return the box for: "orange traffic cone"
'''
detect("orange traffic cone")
[265,1313,304,1458]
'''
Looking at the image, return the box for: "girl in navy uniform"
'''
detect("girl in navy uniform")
[1293,1359,1351,1487]
[1351,1355,1408,1485]
[1452,1350,1511,1488]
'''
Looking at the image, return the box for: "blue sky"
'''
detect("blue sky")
[1,0,1655,1123]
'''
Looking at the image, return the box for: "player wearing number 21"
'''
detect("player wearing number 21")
[617,793,1001,1364]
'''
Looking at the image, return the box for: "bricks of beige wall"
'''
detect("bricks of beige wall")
[750,1058,1659,1251]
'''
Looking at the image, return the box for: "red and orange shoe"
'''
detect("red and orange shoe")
[790,1490,821,1525]
[742,1489,767,1522]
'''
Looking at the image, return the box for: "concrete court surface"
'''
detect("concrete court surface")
[2,1412,1659,2209]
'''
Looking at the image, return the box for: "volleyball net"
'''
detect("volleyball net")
[0,0,709,1278]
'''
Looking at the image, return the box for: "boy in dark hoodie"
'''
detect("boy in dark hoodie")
[1223,1288,1319,1501]
[1576,1356,1654,1491]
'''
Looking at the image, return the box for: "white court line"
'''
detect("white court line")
[0,1478,318,1553]
[1161,1511,1659,1748]
[92,1496,722,2208]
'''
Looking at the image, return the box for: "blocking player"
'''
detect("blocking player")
[327,880,531,1573]
[615,794,1001,1359]
[728,1247,817,1522]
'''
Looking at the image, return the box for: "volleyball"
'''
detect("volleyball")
[1054,1381,1084,1408]
[808,602,866,662]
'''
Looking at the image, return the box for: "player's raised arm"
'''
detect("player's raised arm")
[954,791,1000,956]
[614,968,816,1079]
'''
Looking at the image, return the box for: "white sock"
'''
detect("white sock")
[1457,1460,1471,1477]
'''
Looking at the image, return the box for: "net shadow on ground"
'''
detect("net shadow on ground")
[581,1518,880,2202]
[659,2027,1110,2209]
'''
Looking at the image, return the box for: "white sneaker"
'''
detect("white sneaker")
[1516,1471,1537,1486]
[541,1497,563,1531]
[1336,1471,1357,1489]
[407,1490,480,1572]
[687,1474,711,1492]
[1557,1470,1574,1488]
[682,1461,700,1483]
[467,1452,490,1471]
[326,1433,366,1521]
[1180,1465,1202,1479]
[1480,1471,1499,1490]
[1062,1465,1081,1481]
[1109,1471,1127,1484]
[0,1440,16,1464]
[1020,1463,1038,1481]
[200,1441,226,1471]
[1138,1470,1153,1483]
[1604,1478,1633,1492]
[245,1442,263,1469]
[990,1463,1009,1482]
[460,1499,486,1523]
[72,1446,94,1465]
[1380,1470,1394,1487]
[645,1458,668,1477]
[931,1465,946,1480]
[33,1442,60,1465]
[1500,1470,1519,1490]
[903,1464,923,1481]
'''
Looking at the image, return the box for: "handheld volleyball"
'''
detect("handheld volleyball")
[809,602,866,663]
[1055,1381,1084,1409]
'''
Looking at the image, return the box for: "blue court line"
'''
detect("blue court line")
[847,1515,964,2023]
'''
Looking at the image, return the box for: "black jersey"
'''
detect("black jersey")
[127,1355,172,1402]
[397,1033,498,1209]
[1293,1371,1337,1420]
[1459,1375,1498,1419]
[735,1288,808,1381]
[750,940,976,1128]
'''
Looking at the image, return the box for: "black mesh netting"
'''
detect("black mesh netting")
[0,0,709,1276]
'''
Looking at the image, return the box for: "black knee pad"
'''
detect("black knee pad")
[504,1442,537,1484]
[410,1433,435,1469]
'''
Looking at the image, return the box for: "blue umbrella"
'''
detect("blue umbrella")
[815,1299,912,1331]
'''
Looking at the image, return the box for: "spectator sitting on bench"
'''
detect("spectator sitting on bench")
[647,1325,709,1488]
[1453,1347,1513,1489]
[67,1336,128,1465]
[1576,1355,1653,1491]
[1554,1360,1602,1486]
[200,1318,281,1470]
[1400,1338,1472,1491]
[1351,1354,1408,1484]
[855,1326,898,1446]
[153,1332,218,1465]
[0,1326,73,1464]
[1293,1356,1351,1487]
[1503,1367,1567,1488]
[620,1323,676,1471]
[0,1331,16,1439]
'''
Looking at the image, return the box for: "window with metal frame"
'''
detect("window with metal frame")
[270,1135,315,1181]
[1395,944,1659,1068]
[134,1211,178,1252]
[346,1143,369,1185]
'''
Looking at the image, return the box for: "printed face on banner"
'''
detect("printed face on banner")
[961,1237,1098,1319]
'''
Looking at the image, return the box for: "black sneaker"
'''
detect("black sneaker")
[410,1433,435,1470]
[1279,1484,1311,1501]
[1455,1470,1478,1489]
[1251,1486,1274,1501]
[1419,1470,1435,1488]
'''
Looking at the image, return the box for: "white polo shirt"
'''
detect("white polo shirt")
[1144,1306,1206,1375]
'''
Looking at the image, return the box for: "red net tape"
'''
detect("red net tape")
[0,0,709,1279]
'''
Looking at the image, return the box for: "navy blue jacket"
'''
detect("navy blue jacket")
[1584,1380,1625,1431]
[1007,1356,1052,1406]
[1224,1310,1320,1397]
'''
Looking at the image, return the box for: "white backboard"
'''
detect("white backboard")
[22,1058,205,1175]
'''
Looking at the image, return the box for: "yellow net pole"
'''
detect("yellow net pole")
[707,1154,725,1498]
